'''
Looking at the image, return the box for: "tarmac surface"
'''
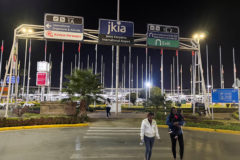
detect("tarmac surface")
[0,114,240,160]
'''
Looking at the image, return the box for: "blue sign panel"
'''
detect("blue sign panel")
[212,89,239,103]
[44,13,84,41]
[99,19,134,44]
[6,76,19,84]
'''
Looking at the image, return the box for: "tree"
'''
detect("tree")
[147,87,165,112]
[126,93,137,105]
[63,69,102,117]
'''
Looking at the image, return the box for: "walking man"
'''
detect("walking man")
[140,112,160,160]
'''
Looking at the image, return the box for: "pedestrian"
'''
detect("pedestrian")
[140,112,160,160]
[166,107,185,160]
[105,98,111,118]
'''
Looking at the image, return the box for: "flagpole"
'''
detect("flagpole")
[173,57,175,96]
[60,41,64,92]
[171,64,172,95]
[111,45,114,95]
[26,39,32,103]
[219,46,222,88]
[176,50,179,102]
[101,55,103,84]
[233,48,236,87]
[181,64,182,95]
[44,40,47,61]
[78,43,81,69]
[0,40,4,80]
[129,47,131,107]
[142,63,143,89]
[149,56,151,98]
[75,54,77,70]
[48,54,51,101]
[136,56,138,106]
[87,54,89,70]
[161,49,164,95]
[145,48,148,100]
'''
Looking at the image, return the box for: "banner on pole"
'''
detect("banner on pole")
[36,72,49,86]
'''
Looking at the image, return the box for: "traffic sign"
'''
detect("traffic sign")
[147,24,179,48]
[98,19,134,44]
[44,13,84,41]
[212,89,239,103]
[36,72,49,86]
[6,76,19,84]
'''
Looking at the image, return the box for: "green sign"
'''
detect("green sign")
[147,38,179,48]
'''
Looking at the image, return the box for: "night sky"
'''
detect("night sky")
[0,0,240,90]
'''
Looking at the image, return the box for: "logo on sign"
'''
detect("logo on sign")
[107,21,126,34]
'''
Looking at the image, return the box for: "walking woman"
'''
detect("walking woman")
[105,98,111,118]
[166,107,185,160]
[140,112,160,160]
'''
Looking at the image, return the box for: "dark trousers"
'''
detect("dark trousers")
[144,136,155,160]
[106,107,111,117]
[170,133,184,159]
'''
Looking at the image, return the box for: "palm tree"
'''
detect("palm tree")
[63,69,102,117]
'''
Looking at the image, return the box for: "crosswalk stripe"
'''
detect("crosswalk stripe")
[87,129,139,132]
[89,127,140,130]
[86,132,139,135]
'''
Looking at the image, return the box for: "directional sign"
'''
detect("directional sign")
[99,19,134,45]
[44,13,84,41]
[212,89,239,103]
[147,24,179,48]
[6,76,19,84]
[36,72,49,86]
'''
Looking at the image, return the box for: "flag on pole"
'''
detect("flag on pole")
[45,40,47,60]
[176,50,178,56]
[29,39,32,54]
[1,41,3,53]
[62,41,64,53]
[78,43,81,53]
[161,49,163,55]
[192,51,195,56]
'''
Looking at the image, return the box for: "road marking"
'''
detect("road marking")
[89,127,140,130]
[86,132,139,135]
[87,129,139,132]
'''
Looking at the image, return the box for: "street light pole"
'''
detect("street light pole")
[22,39,28,98]
[26,39,31,103]
[115,0,120,115]
[111,45,114,95]
[161,49,164,95]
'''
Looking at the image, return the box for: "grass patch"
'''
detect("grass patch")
[157,114,240,131]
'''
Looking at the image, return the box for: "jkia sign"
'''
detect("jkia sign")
[147,24,179,48]
[99,19,134,45]
[36,72,49,86]
[44,13,84,41]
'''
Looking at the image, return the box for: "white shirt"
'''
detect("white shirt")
[140,118,160,140]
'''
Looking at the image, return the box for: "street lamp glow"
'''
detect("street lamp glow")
[145,82,152,88]
[28,29,33,33]
[192,32,206,40]
[22,28,27,33]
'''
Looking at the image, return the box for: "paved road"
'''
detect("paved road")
[0,118,240,160]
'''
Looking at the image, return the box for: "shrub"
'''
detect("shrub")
[232,111,239,120]
[0,116,87,128]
